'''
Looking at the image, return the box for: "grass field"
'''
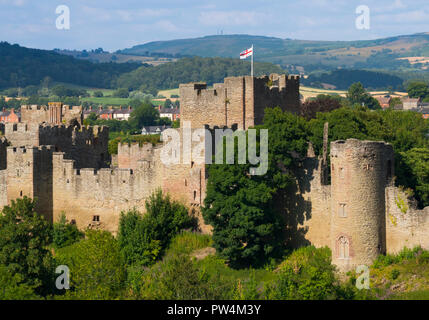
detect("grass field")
[158,88,180,98]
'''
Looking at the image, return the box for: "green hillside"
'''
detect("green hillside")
[0,42,140,89]
[115,56,286,95]
[118,33,429,72]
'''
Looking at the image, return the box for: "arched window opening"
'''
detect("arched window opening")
[338,236,350,259]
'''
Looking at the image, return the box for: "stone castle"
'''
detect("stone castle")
[0,74,427,271]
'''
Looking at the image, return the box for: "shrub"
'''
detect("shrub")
[118,190,196,266]
[265,246,343,300]
[52,212,83,248]
[55,230,126,299]
[373,246,429,268]
[128,254,234,299]
[390,269,400,280]
[0,197,54,296]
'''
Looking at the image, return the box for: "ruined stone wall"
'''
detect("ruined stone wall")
[291,156,331,249]
[4,123,109,169]
[117,131,210,233]
[62,105,83,125]
[21,105,50,124]
[21,104,83,125]
[117,143,155,169]
[6,146,54,222]
[385,186,429,253]
[330,139,394,271]
[4,123,41,146]
[253,75,301,126]
[179,83,226,129]
[52,152,163,234]
[0,170,7,208]
[0,137,9,170]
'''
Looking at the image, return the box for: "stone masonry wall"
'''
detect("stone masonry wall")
[385,186,429,253]
[6,145,55,222]
[52,152,162,234]
[330,139,394,271]
[21,104,83,125]
[4,123,109,169]
[291,156,331,249]
[117,143,155,169]
[180,74,301,130]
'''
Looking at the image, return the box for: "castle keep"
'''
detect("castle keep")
[179,74,300,129]
[0,75,428,271]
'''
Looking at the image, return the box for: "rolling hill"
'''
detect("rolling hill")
[0,42,141,89]
[118,33,429,72]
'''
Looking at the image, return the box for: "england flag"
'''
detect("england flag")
[240,46,253,59]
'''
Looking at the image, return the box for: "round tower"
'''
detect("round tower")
[330,139,394,271]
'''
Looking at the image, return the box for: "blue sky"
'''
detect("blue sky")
[0,0,428,51]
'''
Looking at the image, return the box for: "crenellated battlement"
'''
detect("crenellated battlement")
[180,74,300,130]
[117,142,158,169]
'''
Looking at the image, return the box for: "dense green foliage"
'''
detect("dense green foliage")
[0,264,39,300]
[308,107,429,207]
[128,254,233,299]
[203,109,310,268]
[0,197,54,296]
[407,80,429,101]
[265,246,347,300]
[303,69,404,90]
[0,42,139,89]
[52,213,84,249]
[55,230,126,299]
[203,103,428,269]
[118,190,196,266]
[115,56,285,95]
[346,82,381,109]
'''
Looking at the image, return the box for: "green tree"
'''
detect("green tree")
[346,82,381,110]
[396,148,429,207]
[203,108,310,268]
[407,80,429,100]
[0,197,54,296]
[128,102,159,129]
[93,90,103,97]
[52,212,84,249]
[118,190,195,267]
[265,246,344,300]
[0,264,39,300]
[55,230,126,300]
[113,88,129,98]
[128,255,233,299]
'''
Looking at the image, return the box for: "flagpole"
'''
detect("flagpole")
[251,44,254,77]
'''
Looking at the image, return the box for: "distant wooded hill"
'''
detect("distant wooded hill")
[114,56,286,95]
[303,69,405,90]
[0,42,141,89]
[118,33,429,73]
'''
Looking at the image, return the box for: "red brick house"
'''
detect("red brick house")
[0,108,20,123]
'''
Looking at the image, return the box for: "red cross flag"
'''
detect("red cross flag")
[240,46,253,59]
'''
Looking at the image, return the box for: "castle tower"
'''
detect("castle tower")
[179,74,300,130]
[330,139,394,271]
[6,145,55,222]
